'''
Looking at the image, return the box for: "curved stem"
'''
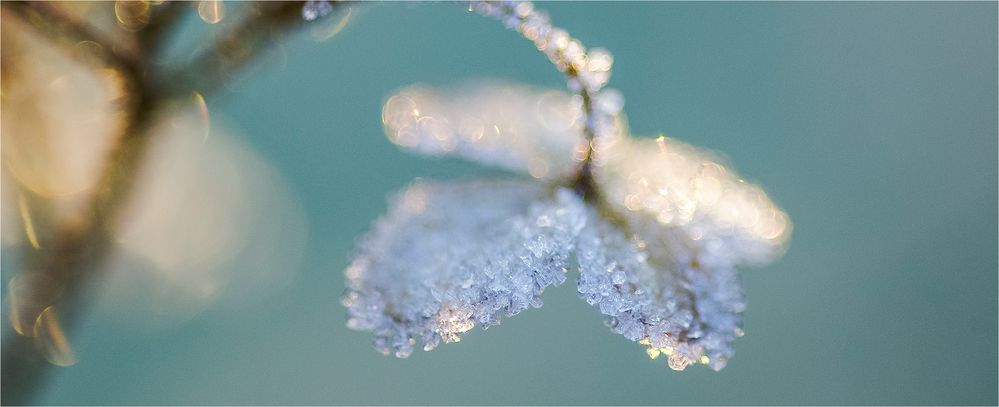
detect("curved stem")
[468,1,616,201]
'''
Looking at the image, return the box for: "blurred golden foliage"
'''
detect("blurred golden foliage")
[1,2,315,388]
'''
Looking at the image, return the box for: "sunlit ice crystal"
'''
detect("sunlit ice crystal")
[328,1,791,370]
[577,130,789,370]
[343,179,587,357]
[301,0,334,21]
[375,80,789,369]
[593,133,792,267]
[382,81,588,181]
[576,206,748,371]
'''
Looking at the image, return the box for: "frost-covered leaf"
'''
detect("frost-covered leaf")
[370,79,790,369]
[344,179,587,357]
[580,134,791,370]
[594,135,792,266]
[576,208,746,371]
[301,0,334,21]
[381,82,587,180]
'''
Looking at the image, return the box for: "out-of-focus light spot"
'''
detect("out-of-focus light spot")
[400,182,429,215]
[2,25,120,199]
[692,175,722,206]
[572,142,589,162]
[527,158,549,179]
[419,116,456,151]
[382,94,417,129]
[8,273,56,336]
[96,111,306,329]
[197,0,224,24]
[309,6,352,42]
[667,353,688,371]
[757,209,790,241]
[458,118,485,141]
[17,195,40,249]
[380,82,594,180]
[114,0,150,32]
[587,48,613,72]
[191,91,210,142]
[33,306,77,367]
[596,134,792,264]
[624,194,642,211]
[535,90,578,132]
[73,40,105,67]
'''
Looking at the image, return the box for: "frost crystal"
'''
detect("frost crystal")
[302,0,334,21]
[581,132,788,370]
[343,180,587,357]
[577,208,747,371]
[336,1,792,370]
[365,80,791,368]
[594,135,792,266]
[382,83,586,180]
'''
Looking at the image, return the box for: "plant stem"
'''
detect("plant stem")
[1,2,340,403]
[161,1,314,100]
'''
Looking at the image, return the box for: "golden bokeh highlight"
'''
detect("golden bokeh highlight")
[33,306,78,367]
[191,91,211,142]
[114,0,151,32]
[7,273,57,337]
[1,11,307,337]
[17,194,41,249]
[1,19,124,200]
[382,83,584,181]
[197,0,224,24]
[596,134,792,264]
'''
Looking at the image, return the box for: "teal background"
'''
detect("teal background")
[36,2,997,405]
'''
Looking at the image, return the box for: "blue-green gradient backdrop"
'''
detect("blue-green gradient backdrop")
[39,2,998,405]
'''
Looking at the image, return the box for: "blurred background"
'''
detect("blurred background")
[1,2,996,405]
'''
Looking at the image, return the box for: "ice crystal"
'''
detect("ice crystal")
[330,1,792,370]
[382,82,586,181]
[593,134,791,267]
[302,0,334,21]
[362,81,791,369]
[343,180,587,357]
[577,206,747,371]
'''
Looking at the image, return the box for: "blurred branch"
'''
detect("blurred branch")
[162,1,323,99]
[1,1,345,404]
[0,99,156,406]
[138,1,188,54]
[1,1,143,77]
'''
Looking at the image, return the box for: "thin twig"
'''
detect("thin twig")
[138,1,188,54]
[2,2,143,77]
[1,2,343,403]
[161,1,324,100]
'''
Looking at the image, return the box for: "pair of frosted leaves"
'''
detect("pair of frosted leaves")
[343,81,791,371]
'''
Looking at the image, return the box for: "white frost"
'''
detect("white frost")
[343,179,587,357]
[360,81,791,369]
[381,82,588,180]
[594,134,792,267]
